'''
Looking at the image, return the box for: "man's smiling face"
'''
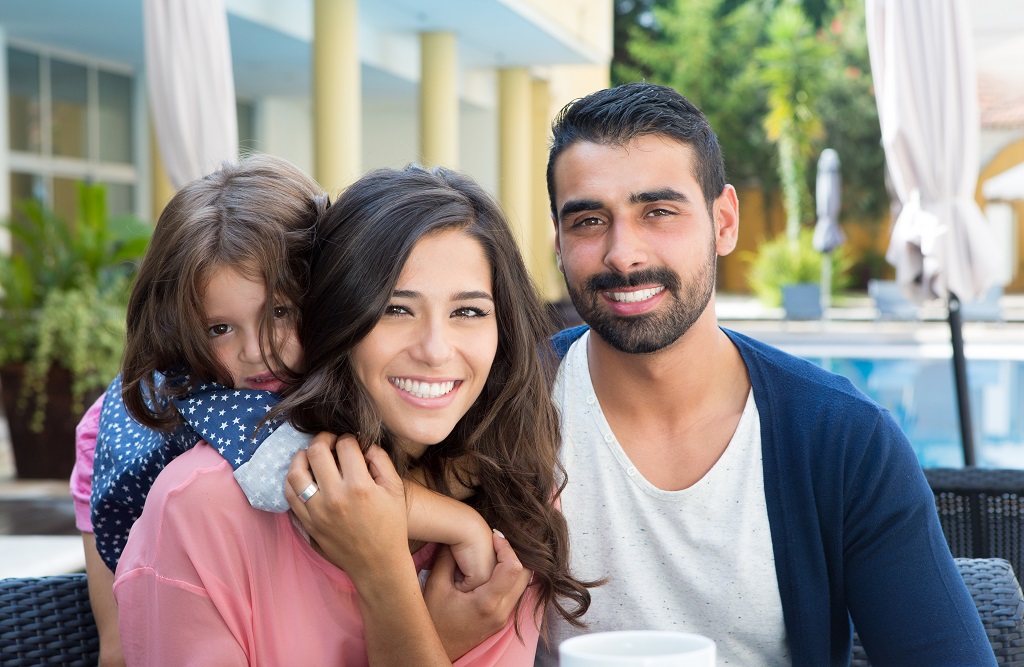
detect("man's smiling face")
[552,134,725,354]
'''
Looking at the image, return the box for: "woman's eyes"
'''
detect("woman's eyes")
[208,323,232,337]
[384,304,412,317]
[273,305,291,319]
[383,304,491,318]
[453,306,490,318]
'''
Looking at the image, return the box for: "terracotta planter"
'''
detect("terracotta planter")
[0,363,101,479]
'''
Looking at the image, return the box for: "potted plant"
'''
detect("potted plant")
[0,183,151,479]
[744,229,851,319]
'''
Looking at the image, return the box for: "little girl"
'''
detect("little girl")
[71,155,509,666]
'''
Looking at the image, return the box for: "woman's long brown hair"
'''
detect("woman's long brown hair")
[276,165,595,631]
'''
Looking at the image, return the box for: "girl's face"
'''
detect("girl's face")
[352,228,498,458]
[203,266,302,392]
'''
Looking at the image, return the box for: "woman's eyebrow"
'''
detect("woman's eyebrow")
[392,289,493,302]
[454,291,493,302]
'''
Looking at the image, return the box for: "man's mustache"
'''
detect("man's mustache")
[585,268,680,294]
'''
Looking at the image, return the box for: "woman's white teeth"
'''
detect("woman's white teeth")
[609,286,664,303]
[391,378,456,399]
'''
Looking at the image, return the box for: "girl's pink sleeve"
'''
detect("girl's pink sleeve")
[70,392,105,532]
[453,586,542,667]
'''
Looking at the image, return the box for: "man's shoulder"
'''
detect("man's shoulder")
[550,325,589,360]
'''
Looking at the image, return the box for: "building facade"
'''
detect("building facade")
[0,0,613,300]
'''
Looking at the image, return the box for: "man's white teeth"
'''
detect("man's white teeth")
[608,286,664,303]
[391,378,456,399]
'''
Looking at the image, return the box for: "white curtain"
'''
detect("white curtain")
[144,0,238,189]
[865,0,996,302]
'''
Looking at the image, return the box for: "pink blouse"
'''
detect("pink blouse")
[114,442,540,666]
[70,393,105,532]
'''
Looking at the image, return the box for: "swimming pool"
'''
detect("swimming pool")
[795,350,1024,469]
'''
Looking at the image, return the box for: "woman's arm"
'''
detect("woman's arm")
[286,434,533,665]
[286,434,451,666]
[424,533,536,662]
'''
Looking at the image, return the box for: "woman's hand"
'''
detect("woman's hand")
[286,433,411,584]
[287,432,452,666]
[424,531,534,661]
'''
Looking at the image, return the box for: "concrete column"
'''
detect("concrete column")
[420,32,458,169]
[498,68,533,274]
[314,0,360,191]
[530,77,563,301]
[150,120,174,221]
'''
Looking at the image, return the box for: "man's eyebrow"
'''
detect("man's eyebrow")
[630,188,691,205]
[559,198,605,221]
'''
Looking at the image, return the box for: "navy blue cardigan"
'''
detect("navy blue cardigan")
[551,325,994,666]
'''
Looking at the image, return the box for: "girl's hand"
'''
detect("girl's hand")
[423,531,533,660]
[286,433,411,585]
[448,525,499,592]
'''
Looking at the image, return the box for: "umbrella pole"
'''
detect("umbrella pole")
[820,251,832,312]
[948,293,976,466]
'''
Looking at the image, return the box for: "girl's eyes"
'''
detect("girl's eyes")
[384,304,411,317]
[208,323,232,337]
[273,305,291,319]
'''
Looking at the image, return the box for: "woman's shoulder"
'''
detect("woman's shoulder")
[149,442,248,512]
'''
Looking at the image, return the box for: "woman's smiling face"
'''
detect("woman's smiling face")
[351,228,498,458]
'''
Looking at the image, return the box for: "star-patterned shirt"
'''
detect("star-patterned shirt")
[90,374,284,571]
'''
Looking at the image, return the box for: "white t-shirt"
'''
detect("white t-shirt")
[538,331,790,666]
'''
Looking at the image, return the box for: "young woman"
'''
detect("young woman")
[73,156,508,665]
[112,165,593,665]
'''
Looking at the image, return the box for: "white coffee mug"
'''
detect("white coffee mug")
[559,630,716,666]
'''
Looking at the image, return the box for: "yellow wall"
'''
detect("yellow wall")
[527,64,612,301]
[978,137,1024,293]
[516,0,613,58]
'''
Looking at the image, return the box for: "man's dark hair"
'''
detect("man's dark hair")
[546,82,726,218]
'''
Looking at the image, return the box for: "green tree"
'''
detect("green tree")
[616,0,776,188]
[814,0,887,222]
[755,0,833,239]
[613,0,888,249]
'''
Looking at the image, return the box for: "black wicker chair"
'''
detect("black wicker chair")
[0,573,99,667]
[851,557,1024,666]
[924,468,1024,581]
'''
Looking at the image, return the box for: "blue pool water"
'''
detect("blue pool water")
[800,355,1024,469]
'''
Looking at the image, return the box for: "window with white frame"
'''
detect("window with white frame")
[7,44,136,223]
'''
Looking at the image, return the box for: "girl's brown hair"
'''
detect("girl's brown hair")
[121,153,325,430]
[277,165,593,630]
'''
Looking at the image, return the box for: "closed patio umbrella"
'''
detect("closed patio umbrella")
[866,0,997,466]
[813,148,845,310]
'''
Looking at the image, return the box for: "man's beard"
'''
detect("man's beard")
[565,246,716,355]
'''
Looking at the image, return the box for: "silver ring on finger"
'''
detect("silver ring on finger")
[298,482,319,503]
